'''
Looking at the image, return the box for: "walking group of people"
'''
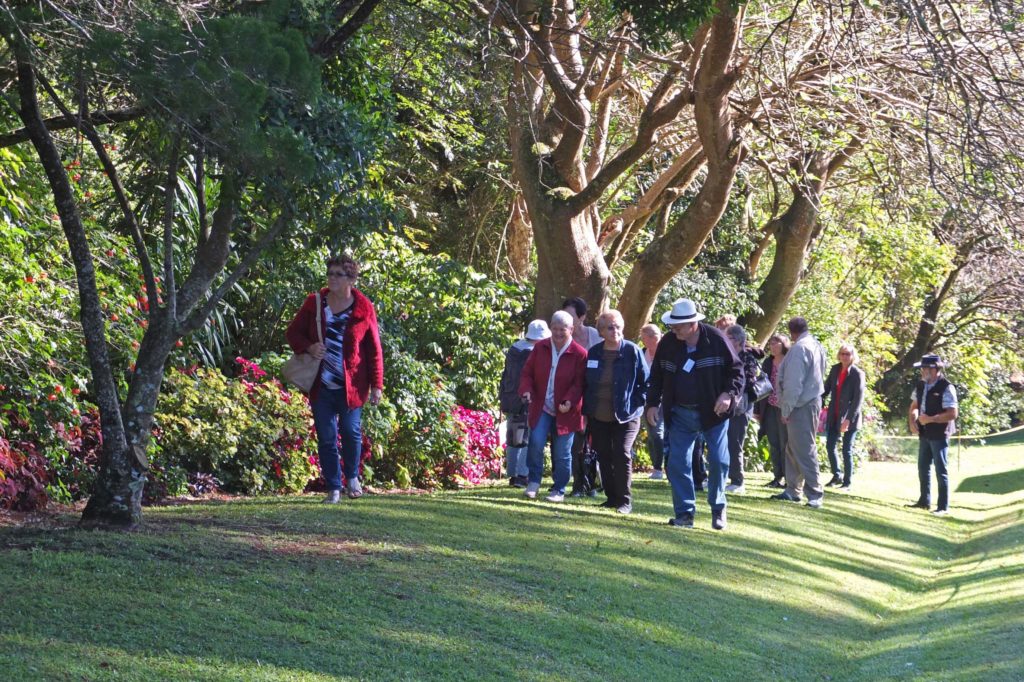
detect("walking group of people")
[499,298,958,529]
[284,254,958,523]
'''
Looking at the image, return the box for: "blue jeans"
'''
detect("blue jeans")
[918,437,949,510]
[526,411,574,494]
[647,408,665,470]
[312,387,363,491]
[506,445,529,477]
[826,427,858,485]
[666,406,729,517]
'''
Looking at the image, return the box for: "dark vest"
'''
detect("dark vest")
[916,377,955,440]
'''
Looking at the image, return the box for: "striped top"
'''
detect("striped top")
[320,300,354,390]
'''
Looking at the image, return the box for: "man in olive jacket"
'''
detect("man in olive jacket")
[645,299,743,530]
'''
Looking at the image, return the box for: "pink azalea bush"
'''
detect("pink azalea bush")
[446,406,502,487]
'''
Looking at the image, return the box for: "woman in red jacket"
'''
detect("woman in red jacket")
[518,310,587,503]
[286,254,384,503]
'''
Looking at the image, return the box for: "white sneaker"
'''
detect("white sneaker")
[545,491,565,503]
[725,484,745,494]
[524,482,540,499]
[650,470,664,480]
[323,490,341,504]
[806,497,824,509]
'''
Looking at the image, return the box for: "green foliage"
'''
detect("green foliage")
[154,367,317,495]
[610,0,723,48]
[358,231,531,410]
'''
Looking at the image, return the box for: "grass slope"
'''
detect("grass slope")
[1,444,1022,681]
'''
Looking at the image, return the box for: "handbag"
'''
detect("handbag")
[751,372,774,403]
[817,407,828,434]
[281,292,323,393]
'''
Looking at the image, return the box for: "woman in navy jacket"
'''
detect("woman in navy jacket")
[582,310,648,514]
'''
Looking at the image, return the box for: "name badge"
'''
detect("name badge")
[682,358,695,373]
[587,360,599,369]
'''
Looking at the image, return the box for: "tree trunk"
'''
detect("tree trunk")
[875,257,967,408]
[529,197,609,322]
[619,1,744,337]
[11,43,142,528]
[744,143,861,345]
[744,160,830,345]
[505,194,533,281]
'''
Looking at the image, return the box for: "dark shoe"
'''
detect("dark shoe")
[695,484,706,493]
[569,490,585,498]
[598,499,616,508]
[766,479,785,489]
[711,508,727,531]
[668,513,695,528]
[825,476,842,487]
[512,475,529,488]
[587,489,599,498]
[770,492,802,503]
[616,504,632,515]
[906,500,929,509]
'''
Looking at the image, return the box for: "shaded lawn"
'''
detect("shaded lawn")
[0,444,1022,681]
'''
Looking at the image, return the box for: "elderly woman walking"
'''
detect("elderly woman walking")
[286,254,383,503]
[519,310,587,502]
[583,310,648,514]
[724,325,764,494]
[757,333,790,488]
[822,343,866,489]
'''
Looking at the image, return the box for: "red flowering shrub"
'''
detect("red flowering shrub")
[0,435,49,511]
[442,406,502,487]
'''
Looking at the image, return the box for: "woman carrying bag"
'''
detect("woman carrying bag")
[286,254,383,503]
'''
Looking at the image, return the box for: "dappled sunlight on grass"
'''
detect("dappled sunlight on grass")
[2,445,1023,680]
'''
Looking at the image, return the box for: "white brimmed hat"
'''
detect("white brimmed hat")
[661,298,705,325]
[525,319,551,341]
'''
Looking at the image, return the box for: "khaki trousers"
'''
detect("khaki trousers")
[784,398,823,501]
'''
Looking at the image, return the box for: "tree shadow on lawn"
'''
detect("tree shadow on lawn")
[2,487,1022,680]
[956,467,1024,495]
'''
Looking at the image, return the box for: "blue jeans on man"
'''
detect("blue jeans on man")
[312,386,363,491]
[918,437,949,511]
[666,406,729,518]
[527,411,574,494]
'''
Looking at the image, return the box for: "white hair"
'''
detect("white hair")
[550,310,573,328]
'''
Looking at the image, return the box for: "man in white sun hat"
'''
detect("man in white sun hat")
[645,299,744,530]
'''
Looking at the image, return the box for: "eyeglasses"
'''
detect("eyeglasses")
[328,271,357,279]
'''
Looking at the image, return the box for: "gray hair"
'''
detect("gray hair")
[596,309,624,331]
[550,310,574,328]
[725,324,746,344]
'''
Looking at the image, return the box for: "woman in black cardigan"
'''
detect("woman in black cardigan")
[822,343,866,489]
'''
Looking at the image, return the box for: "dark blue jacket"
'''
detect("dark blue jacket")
[583,340,648,423]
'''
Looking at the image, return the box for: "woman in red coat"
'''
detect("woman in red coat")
[518,310,587,502]
[286,254,383,503]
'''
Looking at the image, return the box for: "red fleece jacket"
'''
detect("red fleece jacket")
[285,287,384,406]
[518,337,587,435]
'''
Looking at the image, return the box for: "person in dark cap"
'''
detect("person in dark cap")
[907,354,958,515]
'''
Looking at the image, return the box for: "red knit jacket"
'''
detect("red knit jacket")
[518,338,587,435]
[285,288,384,406]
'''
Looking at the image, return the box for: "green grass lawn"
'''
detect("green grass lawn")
[2,443,1022,681]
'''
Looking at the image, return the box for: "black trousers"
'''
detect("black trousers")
[728,412,750,485]
[589,418,641,506]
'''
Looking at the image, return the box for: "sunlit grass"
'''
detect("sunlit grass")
[1,442,1022,680]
